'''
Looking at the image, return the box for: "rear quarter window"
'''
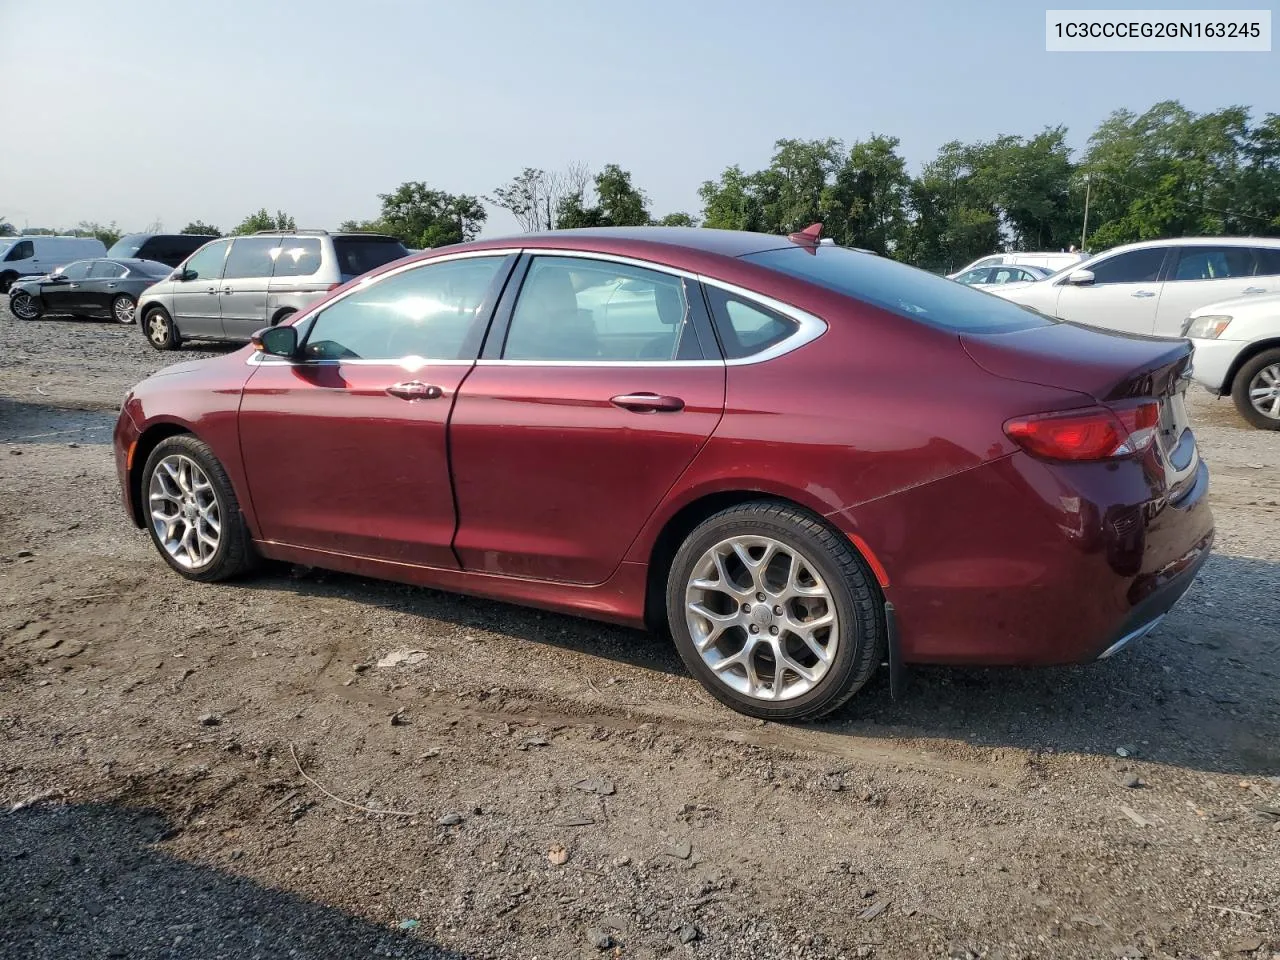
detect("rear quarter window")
[333,237,410,279]
[744,247,1053,334]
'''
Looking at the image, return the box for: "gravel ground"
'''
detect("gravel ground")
[2,308,1279,960]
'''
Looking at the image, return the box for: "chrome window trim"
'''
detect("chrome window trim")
[247,352,476,368]
[477,359,723,368]
[696,274,828,366]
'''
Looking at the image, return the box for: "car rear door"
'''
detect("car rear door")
[237,252,516,567]
[1051,246,1169,334]
[218,237,277,339]
[1154,245,1272,336]
[84,260,127,313]
[169,239,230,338]
[448,252,726,584]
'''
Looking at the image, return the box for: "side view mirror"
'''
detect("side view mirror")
[251,325,298,358]
[1064,268,1095,286]
[175,268,196,282]
[46,273,68,283]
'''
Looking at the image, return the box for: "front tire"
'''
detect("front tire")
[9,292,43,320]
[666,501,885,721]
[143,306,180,350]
[141,435,256,582]
[1231,347,1280,430]
[112,294,137,324]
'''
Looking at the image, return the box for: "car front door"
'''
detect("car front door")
[1153,246,1271,336]
[218,237,278,340]
[448,253,726,584]
[169,239,230,338]
[1051,246,1170,334]
[237,252,516,566]
[40,261,92,315]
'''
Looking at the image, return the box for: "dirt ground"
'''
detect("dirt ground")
[1,307,1278,960]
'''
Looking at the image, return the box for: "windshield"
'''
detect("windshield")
[333,236,410,280]
[107,234,146,258]
[0,241,11,257]
[744,246,1054,334]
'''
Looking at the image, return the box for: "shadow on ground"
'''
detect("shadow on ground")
[0,398,115,446]
[249,553,1280,776]
[0,803,467,959]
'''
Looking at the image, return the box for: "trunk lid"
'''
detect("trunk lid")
[963,321,1199,496]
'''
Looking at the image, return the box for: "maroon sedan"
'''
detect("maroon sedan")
[113,227,1214,720]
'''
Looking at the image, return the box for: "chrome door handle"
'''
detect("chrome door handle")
[1131,290,1155,298]
[106,283,117,289]
[206,286,218,295]
[1243,286,1266,295]
[610,392,685,413]
[386,380,443,401]
[68,283,79,288]
[222,286,233,294]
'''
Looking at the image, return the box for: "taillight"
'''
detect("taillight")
[1004,400,1160,461]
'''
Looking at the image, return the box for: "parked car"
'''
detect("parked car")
[108,233,219,268]
[947,251,1084,279]
[994,237,1280,336]
[1184,292,1280,430]
[136,230,410,350]
[114,226,1213,721]
[8,258,173,323]
[951,264,1053,289]
[0,236,107,292]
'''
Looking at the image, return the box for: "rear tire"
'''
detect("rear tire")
[1231,347,1280,430]
[112,294,137,324]
[141,435,256,582]
[665,500,885,721]
[0,272,17,294]
[143,306,180,350]
[271,309,296,326]
[9,292,42,320]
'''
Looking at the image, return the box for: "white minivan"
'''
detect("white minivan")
[994,237,1280,337]
[0,236,108,292]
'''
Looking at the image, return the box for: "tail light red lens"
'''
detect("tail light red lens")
[1004,400,1160,461]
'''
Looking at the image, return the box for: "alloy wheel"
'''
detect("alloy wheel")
[113,296,136,324]
[10,293,39,320]
[1248,363,1280,420]
[147,311,170,346]
[684,535,838,701]
[148,454,221,569]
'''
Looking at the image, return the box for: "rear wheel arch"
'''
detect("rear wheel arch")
[643,490,885,634]
[270,307,296,326]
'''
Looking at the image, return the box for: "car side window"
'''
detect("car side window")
[502,257,695,362]
[271,238,322,277]
[956,269,986,284]
[1252,248,1280,276]
[1171,246,1255,281]
[59,261,92,281]
[6,240,33,261]
[301,256,505,362]
[1086,249,1166,285]
[88,261,126,279]
[704,286,798,360]
[180,240,230,281]
[223,238,281,280]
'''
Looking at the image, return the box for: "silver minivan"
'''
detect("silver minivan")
[136,230,410,350]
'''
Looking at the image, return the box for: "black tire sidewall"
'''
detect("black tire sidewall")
[666,505,877,720]
[141,437,244,581]
[1232,348,1280,431]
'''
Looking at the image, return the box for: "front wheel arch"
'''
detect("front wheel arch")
[127,424,191,527]
[1221,337,1280,397]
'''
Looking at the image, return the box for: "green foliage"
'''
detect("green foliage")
[71,221,122,248]
[181,221,221,236]
[374,182,486,248]
[655,212,697,227]
[0,217,15,237]
[232,209,296,236]
[553,164,651,229]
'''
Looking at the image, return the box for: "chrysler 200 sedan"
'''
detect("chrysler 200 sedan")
[113,226,1214,721]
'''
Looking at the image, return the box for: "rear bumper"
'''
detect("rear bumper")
[838,450,1214,667]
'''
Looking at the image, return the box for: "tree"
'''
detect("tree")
[820,135,910,254]
[72,221,122,248]
[232,208,296,236]
[655,212,697,227]
[699,165,770,232]
[181,221,221,236]
[0,217,15,237]
[375,182,487,248]
[594,164,650,226]
[337,218,388,233]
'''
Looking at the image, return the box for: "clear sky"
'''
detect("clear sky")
[1,0,1275,237]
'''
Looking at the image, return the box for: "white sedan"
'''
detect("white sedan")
[1185,292,1280,430]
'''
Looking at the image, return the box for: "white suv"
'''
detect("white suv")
[993,237,1280,337]
[1184,293,1280,430]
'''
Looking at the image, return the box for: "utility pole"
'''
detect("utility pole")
[1080,173,1091,252]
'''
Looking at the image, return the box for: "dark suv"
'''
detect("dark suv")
[107,234,218,268]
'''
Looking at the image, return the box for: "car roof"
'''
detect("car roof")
[1100,236,1280,255]
[469,226,795,259]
